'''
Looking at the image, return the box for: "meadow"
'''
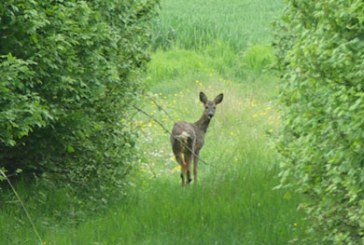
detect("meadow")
[1,0,311,244]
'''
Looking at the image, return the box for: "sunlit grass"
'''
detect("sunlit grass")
[152,0,284,50]
[80,72,307,244]
[37,47,308,244]
[45,166,307,244]
[138,74,279,179]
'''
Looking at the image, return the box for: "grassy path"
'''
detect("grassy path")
[44,0,308,242]
[42,47,308,243]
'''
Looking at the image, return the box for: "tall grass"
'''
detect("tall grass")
[145,42,277,88]
[45,169,306,244]
[152,0,284,50]
[147,0,281,84]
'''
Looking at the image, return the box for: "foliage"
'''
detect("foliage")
[275,0,364,243]
[0,0,158,210]
[241,44,277,74]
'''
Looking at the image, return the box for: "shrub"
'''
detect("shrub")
[0,0,158,209]
[241,44,277,73]
[275,0,364,244]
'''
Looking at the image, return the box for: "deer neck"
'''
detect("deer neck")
[194,113,211,134]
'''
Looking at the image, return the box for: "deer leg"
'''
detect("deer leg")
[181,165,187,187]
[187,169,192,184]
[193,151,200,184]
[174,153,186,186]
[184,151,193,184]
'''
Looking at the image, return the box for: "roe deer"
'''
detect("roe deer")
[170,91,224,186]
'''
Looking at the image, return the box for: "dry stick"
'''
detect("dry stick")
[0,170,43,244]
[133,105,213,167]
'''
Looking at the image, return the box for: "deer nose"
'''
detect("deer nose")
[208,113,214,119]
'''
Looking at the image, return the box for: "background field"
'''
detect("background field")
[1,0,311,244]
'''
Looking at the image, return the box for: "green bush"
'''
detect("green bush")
[241,44,277,73]
[0,0,158,208]
[275,0,364,244]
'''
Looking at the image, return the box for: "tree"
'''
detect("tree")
[0,0,159,207]
[275,0,364,243]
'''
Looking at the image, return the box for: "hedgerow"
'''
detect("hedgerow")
[275,0,364,244]
[0,0,158,209]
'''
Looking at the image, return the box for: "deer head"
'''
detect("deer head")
[199,92,224,120]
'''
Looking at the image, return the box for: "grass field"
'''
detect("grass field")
[1,0,311,244]
[152,0,284,50]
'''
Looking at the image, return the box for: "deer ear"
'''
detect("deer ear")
[199,92,208,103]
[214,93,224,104]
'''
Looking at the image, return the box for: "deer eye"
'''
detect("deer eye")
[205,106,208,109]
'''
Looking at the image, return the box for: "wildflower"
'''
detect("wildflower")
[259,111,268,116]
[195,80,203,87]
[171,165,181,173]
[250,100,257,107]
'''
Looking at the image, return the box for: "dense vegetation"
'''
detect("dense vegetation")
[2,0,361,244]
[1,0,309,244]
[275,0,364,243]
[0,0,158,216]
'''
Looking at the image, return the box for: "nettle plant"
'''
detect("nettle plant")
[275,0,364,244]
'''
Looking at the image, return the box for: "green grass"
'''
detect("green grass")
[145,42,277,90]
[38,75,308,244]
[0,0,312,244]
[152,0,284,50]
[44,166,306,244]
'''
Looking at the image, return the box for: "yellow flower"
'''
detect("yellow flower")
[171,165,181,173]
[250,100,257,107]
[259,111,268,116]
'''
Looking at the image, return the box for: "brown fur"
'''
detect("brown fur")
[170,92,223,186]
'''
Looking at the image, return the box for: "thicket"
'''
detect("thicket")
[0,0,158,211]
[275,0,363,244]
